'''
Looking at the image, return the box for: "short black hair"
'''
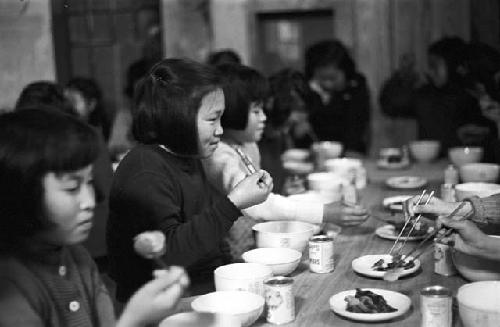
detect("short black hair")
[304,39,356,81]
[206,49,241,66]
[66,77,110,140]
[132,58,221,155]
[428,36,468,85]
[216,63,268,130]
[0,108,100,250]
[15,81,76,115]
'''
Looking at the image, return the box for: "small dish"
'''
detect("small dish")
[375,224,433,241]
[385,176,427,189]
[382,195,413,211]
[351,254,420,279]
[377,159,410,170]
[329,288,411,322]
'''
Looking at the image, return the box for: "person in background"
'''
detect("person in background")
[379,53,422,147]
[304,39,371,155]
[106,58,272,302]
[0,108,189,327]
[414,37,495,155]
[206,49,242,66]
[17,80,114,264]
[65,77,111,142]
[203,63,369,260]
[15,81,75,115]
[259,68,316,193]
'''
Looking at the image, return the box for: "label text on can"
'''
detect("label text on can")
[264,277,295,325]
[309,235,334,273]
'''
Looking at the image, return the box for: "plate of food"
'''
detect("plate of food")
[329,288,411,322]
[385,176,427,189]
[375,220,434,241]
[382,195,412,211]
[351,254,420,279]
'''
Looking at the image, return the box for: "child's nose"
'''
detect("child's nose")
[80,184,96,210]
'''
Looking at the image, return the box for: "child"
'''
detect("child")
[106,59,272,302]
[202,63,369,259]
[0,108,189,327]
[16,80,75,115]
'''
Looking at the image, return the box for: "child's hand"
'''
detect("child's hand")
[228,170,273,209]
[117,266,189,327]
[323,202,369,226]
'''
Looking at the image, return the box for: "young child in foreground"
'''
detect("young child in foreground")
[0,108,188,327]
[202,63,369,259]
[106,59,272,301]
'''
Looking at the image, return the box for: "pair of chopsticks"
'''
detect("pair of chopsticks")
[388,190,434,256]
[232,145,267,188]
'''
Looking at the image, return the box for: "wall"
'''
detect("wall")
[0,0,56,111]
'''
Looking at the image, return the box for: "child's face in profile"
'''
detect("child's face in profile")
[197,88,225,158]
[428,54,448,88]
[38,165,95,246]
[242,102,266,142]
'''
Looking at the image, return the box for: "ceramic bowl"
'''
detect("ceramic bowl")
[409,140,440,162]
[214,263,272,297]
[448,147,483,167]
[457,281,500,327]
[242,247,302,275]
[159,312,241,327]
[459,163,500,183]
[452,235,500,281]
[253,221,316,252]
[281,148,310,162]
[454,183,500,200]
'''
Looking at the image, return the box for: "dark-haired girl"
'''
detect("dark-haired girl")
[106,58,272,302]
[0,108,189,326]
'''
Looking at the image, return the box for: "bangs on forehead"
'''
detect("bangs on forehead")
[41,123,100,173]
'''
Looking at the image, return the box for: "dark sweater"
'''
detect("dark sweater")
[107,145,240,302]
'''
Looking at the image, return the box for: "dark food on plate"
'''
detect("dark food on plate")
[345,288,397,313]
[371,256,415,271]
[393,220,429,237]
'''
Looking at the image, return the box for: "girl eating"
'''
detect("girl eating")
[0,108,188,327]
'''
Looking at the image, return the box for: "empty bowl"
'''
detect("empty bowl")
[409,140,440,162]
[452,236,500,281]
[457,281,500,327]
[159,312,241,327]
[242,247,302,275]
[191,291,265,327]
[253,221,316,252]
[281,148,310,162]
[448,147,483,167]
[214,263,272,297]
[460,163,500,183]
[455,183,500,200]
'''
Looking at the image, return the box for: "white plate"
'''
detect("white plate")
[351,254,420,279]
[377,159,410,170]
[329,288,411,322]
[375,224,433,241]
[385,176,427,189]
[382,195,412,211]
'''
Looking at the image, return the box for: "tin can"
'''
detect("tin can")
[420,285,452,327]
[434,239,457,276]
[440,183,456,202]
[309,235,334,273]
[264,276,295,325]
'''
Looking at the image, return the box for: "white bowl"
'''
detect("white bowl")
[457,281,500,327]
[452,235,500,281]
[460,163,500,183]
[242,248,302,275]
[324,158,362,181]
[253,221,316,252]
[214,263,272,297]
[409,140,440,162]
[448,147,483,167]
[455,183,500,200]
[311,141,343,170]
[281,148,310,162]
[307,172,348,202]
[159,312,241,327]
[191,291,264,327]
[282,161,314,175]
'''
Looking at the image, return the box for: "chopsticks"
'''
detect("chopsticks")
[232,145,267,188]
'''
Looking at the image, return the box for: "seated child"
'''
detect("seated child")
[0,108,189,327]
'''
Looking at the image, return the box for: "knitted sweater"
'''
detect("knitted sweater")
[0,245,115,327]
[467,193,500,225]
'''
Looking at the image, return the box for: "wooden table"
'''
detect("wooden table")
[175,159,468,326]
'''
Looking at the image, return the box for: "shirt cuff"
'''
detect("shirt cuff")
[464,196,487,224]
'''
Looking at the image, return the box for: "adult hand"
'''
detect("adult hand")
[404,196,472,219]
[228,170,273,209]
[438,216,490,258]
[117,266,189,327]
[323,202,369,226]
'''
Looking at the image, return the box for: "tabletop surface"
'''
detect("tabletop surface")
[174,159,467,326]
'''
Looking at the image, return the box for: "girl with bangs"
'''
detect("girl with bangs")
[106,59,272,302]
[0,108,189,327]
[202,64,369,260]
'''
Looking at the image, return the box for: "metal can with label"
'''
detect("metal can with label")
[309,235,334,273]
[420,285,452,327]
[434,239,457,276]
[264,276,295,325]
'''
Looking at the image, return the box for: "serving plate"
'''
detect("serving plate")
[329,288,411,322]
[351,254,420,279]
[385,176,427,189]
[375,224,433,241]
